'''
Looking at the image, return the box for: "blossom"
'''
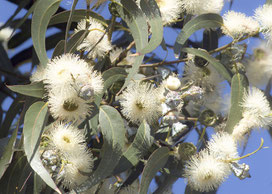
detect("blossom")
[47,90,92,123]
[255,4,272,41]
[0,23,13,50]
[184,150,231,192]
[76,19,112,59]
[58,149,94,189]
[222,11,259,39]
[50,123,87,155]
[44,54,103,98]
[232,87,272,141]
[155,0,183,24]
[246,42,272,87]
[207,132,238,160]
[120,82,161,124]
[181,0,224,15]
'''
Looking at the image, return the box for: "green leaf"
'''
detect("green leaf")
[32,0,61,67]
[49,9,108,27]
[174,13,223,55]
[225,73,248,133]
[115,0,148,52]
[139,147,170,194]
[119,55,145,93]
[23,101,61,193]
[181,47,232,82]
[76,105,126,192]
[7,82,45,98]
[138,0,163,53]
[52,40,65,58]
[114,120,154,174]
[0,127,18,179]
[64,0,79,53]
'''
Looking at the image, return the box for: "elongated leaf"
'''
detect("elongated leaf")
[0,127,18,179]
[52,40,65,58]
[181,47,232,82]
[7,82,45,98]
[139,147,170,194]
[174,13,223,55]
[115,0,148,52]
[23,101,61,193]
[64,0,79,53]
[120,55,145,93]
[32,0,61,66]
[138,0,163,53]
[76,105,126,192]
[67,30,87,53]
[114,121,153,174]
[49,9,108,27]
[225,73,248,133]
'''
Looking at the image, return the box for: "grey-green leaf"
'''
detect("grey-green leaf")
[139,147,170,194]
[7,82,45,98]
[32,0,61,66]
[174,13,223,55]
[23,101,61,193]
[114,120,154,174]
[138,0,163,53]
[225,73,248,133]
[76,105,126,192]
[0,127,18,179]
[115,0,148,52]
[181,47,232,82]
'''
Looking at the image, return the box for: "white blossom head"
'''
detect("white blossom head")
[181,0,224,15]
[184,150,231,192]
[76,18,112,59]
[255,4,272,41]
[47,90,92,123]
[207,132,238,160]
[222,11,259,39]
[155,0,183,24]
[50,123,87,155]
[58,149,94,189]
[44,53,104,97]
[120,81,162,125]
[242,87,272,127]
[246,42,272,87]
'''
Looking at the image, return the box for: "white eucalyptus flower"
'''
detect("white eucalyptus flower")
[76,19,112,59]
[155,0,183,24]
[184,150,231,192]
[255,4,272,41]
[120,82,161,124]
[222,11,259,39]
[0,23,13,50]
[181,0,224,15]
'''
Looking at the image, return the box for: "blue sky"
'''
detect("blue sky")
[1,0,272,194]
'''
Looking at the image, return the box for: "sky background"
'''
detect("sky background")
[1,0,272,194]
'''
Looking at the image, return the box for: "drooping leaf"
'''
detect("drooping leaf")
[49,9,108,27]
[52,40,65,58]
[7,82,45,99]
[64,0,79,53]
[114,120,154,174]
[76,105,126,192]
[174,13,223,55]
[225,73,249,133]
[139,147,170,194]
[0,127,18,179]
[181,47,232,82]
[23,101,61,193]
[120,55,145,93]
[31,0,61,66]
[115,0,148,52]
[138,0,163,53]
